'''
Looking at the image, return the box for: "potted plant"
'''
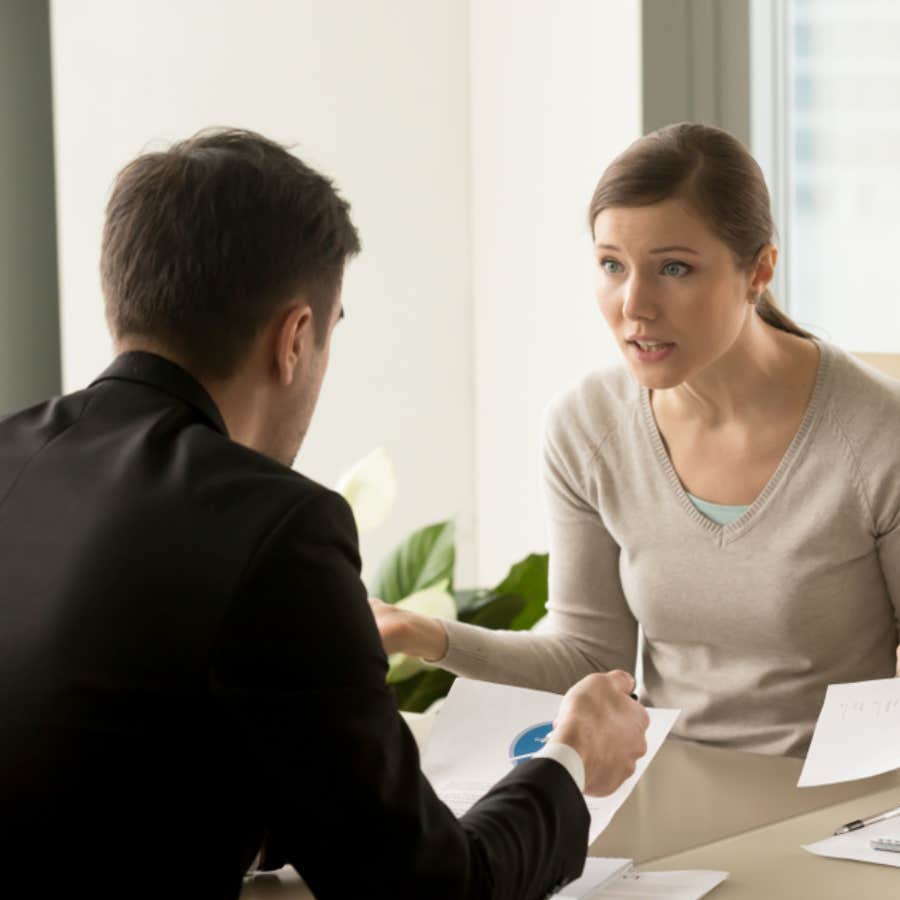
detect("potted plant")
[337,448,549,713]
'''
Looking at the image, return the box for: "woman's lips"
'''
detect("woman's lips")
[627,339,676,363]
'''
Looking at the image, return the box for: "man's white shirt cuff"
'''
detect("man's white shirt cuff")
[534,741,585,793]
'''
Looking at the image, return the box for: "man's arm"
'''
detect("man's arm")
[210,489,589,900]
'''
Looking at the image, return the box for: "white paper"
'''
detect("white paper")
[589,870,729,899]
[804,818,900,868]
[798,678,900,787]
[421,677,680,843]
[553,857,633,898]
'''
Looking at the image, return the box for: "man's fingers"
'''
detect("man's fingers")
[605,669,636,695]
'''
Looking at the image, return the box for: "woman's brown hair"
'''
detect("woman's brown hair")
[588,122,811,339]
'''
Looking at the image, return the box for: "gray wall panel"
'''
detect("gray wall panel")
[643,0,751,145]
[0,0,61,416]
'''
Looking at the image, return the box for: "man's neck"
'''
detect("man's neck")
[114,337,270,453]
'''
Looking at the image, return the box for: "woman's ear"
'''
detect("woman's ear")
[749,244,778,299]
[273,302,313,387]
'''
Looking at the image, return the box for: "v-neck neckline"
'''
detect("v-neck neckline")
[639,340,833,542]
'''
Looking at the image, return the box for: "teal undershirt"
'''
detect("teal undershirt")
[686,492,750,526]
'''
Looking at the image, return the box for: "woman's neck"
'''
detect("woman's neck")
[655,315,817,427]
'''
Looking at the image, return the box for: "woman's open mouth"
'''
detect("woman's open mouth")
[627,339,676,362]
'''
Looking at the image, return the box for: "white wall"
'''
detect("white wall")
[470,1,642,584]
[50,0,475,587]
[51,0,643,592]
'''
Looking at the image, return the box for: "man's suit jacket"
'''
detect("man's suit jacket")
[0,352,588,899]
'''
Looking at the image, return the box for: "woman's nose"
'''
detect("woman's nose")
[622,275,657,322]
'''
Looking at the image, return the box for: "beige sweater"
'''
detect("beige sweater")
[442,342,900,756]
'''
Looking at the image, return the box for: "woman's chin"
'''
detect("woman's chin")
[622,357,686,391]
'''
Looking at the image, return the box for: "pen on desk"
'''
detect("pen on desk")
[833,803,900,835]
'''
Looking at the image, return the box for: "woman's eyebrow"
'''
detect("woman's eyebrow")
[594,243,701,255]
[649,245,700,254]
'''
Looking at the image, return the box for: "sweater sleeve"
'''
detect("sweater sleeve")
[873,477,900,641]
[840,359,900,647]
[877,525,900,641]
[440,398,638,694]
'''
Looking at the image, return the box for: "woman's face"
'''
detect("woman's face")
[592,198,765,390]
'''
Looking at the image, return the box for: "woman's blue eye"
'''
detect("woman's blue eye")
[601,258,623,274]
[662,261,691,277]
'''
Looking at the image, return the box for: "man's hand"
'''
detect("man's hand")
[550,670,650,797]
[368,597,449,661]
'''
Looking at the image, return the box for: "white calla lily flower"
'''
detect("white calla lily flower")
[336,447,397,534]
[387,585,456,684]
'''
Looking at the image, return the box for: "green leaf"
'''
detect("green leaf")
[373,520,456,604]
[460,592,527,630]
[386,653,430,684]
[491,553,549,631]
[452,588,489,617]
[392,668,457,713]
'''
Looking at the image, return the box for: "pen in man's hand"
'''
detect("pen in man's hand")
[834,803,900,835]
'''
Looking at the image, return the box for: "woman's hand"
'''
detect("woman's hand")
[368,597,412,655]
[368,597,449,661]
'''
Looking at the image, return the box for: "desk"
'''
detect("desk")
[242,720,900,899]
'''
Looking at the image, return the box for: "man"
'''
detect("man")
[0,129,649,898]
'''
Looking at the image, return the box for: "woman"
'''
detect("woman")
[373,123,900,757]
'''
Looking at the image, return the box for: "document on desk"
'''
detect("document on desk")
[552,857,633,897]
[588,870,728,899]
[421,678,680,843]
[551,859,728,899]
[803,818,900,868]
[797,677,900,787]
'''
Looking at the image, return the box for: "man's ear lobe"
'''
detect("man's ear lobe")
[275,304,313,387]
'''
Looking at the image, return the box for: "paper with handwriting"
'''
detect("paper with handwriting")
[798,677,900,787]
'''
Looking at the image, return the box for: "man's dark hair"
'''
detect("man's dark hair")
[101,127,361,378]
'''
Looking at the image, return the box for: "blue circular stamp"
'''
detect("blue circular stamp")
[508,721,554,766]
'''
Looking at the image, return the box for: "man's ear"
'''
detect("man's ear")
[749,244,778,300]
[273,302,314,387]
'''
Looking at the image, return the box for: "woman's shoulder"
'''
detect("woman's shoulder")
[820,341,900,429]
[817,343,900,494]
[542,362,641,455]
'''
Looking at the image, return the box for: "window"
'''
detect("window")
[755,0,900,352]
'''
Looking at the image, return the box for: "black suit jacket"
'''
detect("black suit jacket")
[0,352,588,899]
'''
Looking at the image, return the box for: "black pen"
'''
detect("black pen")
[834,803,900,835]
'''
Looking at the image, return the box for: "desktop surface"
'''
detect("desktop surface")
[241,721,900,899]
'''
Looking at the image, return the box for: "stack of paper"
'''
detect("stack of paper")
[553,857,633,897]
[421,677,680,843]
[552,859,728,899]
[804,818,900,869]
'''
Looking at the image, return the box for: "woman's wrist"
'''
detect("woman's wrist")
[409,611,449,662]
